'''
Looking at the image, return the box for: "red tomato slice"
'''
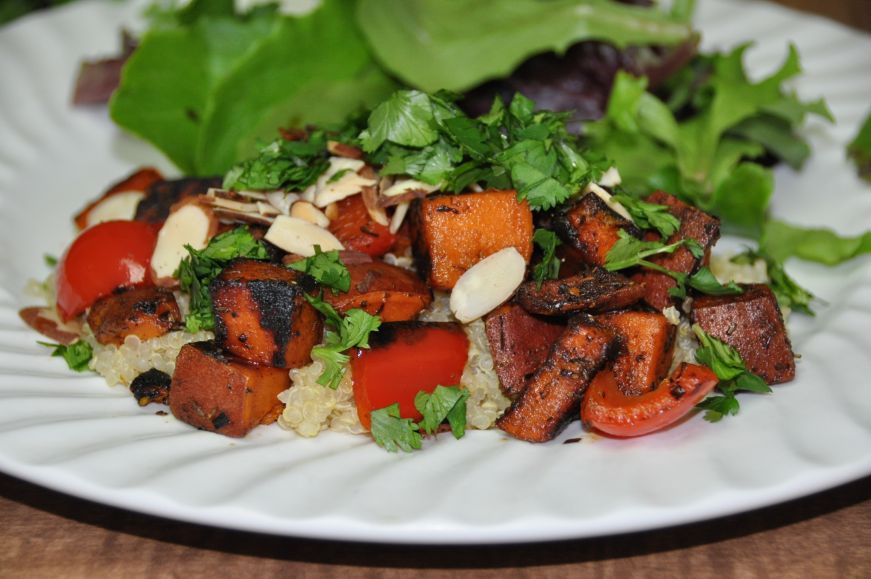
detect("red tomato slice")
[350,322,469,429]
[55,220,159,321]
[328,194,395,257]
[581,363,719,437]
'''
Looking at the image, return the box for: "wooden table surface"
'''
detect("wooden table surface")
[2,1,869,577]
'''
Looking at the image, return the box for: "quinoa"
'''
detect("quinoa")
[279,291,510,437]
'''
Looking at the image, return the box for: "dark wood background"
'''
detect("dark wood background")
[2,1,869,577]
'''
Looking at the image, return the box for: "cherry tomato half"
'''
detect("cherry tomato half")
[351,322,469,429]
[581,363,719,437]
[55,220,159,321]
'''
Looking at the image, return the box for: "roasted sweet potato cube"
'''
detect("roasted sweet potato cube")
[691,284,795,384]
[484,303,565,399]
[496,316,616,442]
[632,191,720,309]
[134,176,221,225]
[596,310,676,396]
[169,341,290,437]
[323,261,432,322]
[553,192,640,266]
[410,190,534,290]
[515,268,644,316]
[86,286,181,346]
[211,259,322,368]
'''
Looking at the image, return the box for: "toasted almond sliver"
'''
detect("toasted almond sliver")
[85,191,144,227]
[151,202,218,284]
[382,178,440,198]
[585,182,633,223]
[450,247,526,323]
[264,215,344,257]
[290,200,330,228]
[389,201,410,234]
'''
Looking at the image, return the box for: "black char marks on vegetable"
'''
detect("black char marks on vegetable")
[515,268,644,316]
[134,176,222,224]
[496,315,617,443]
[367,320,465,350]
[130,368,172,406]
[460,37,697,123]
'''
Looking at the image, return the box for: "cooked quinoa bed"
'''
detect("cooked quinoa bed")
[78,256,765,438]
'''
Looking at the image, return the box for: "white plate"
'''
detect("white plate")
[0,0,869,545]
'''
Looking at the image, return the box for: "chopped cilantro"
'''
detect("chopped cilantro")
[847,111,871,182]
[370,403,422,452]
[304,294,381,389]
[612,193,680,238]
[532,229,562,288]
[175,226,270,332]
[415,385,469,439]
[288,246,351,294]
[43,254,58,268]
[732,248,815,315]
[692,325,770,422]
[223,131,330,191]
[38,340,92,372]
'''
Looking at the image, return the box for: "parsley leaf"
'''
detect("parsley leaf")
[223,131,330,191]
[604,229,689,271]
[38,340,93,372]
[532,229,562,288]
[43,254,58,268]
[692,324,771,422]
[305,294,381,389]
[370,403,422,453]
[732,248,815,315]
[175,226,270,332]
[848,110,871,182]
[288,246,351,294]
[612,193,680,238]
[414,385,469,439]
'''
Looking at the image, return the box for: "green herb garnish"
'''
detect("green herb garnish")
[175,226,270,332]
[38,340,92,372]
[532,229,562,288]
[732,248,815,315]
[611,193,680,238]
[370,403,422,452]
[692,325,771,422]
[288,246,351,294]
[223,131,330,192]
[305,294,381,390]
[415,385,469,439]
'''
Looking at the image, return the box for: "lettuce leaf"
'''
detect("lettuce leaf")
[110,0,397,176]
[761,220,871,266]
[356,0,693,93]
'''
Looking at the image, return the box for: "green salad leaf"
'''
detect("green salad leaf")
[760,220,871,266]
[585,45,833,239]
[356,0,693,92]
[111,0,397,176]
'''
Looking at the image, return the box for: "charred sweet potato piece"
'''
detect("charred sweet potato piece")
[86,286,181,346]
[130,368,172,406]
[134,177,221,225]
[323,261,432,322]
[211,259,322,368]
[515,268,644,316]
[496,316,617,442]
[596,310,676,396]
[553,192,640,266]
[74,167,163,230]
[484,303,566,399]
[410,191,534,290]
[691,284,795,384]
[632,191,720,309]
[169,341,290,437]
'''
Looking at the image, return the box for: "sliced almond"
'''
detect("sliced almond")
[361,185,389,226]
[266,191,299,215]
[85,190,144,227]
[312,158,377,207]
[449,247,526,323]
[382,178,440,199]
[327,140,363,159]
[151,201,218,285]
[598,167,622,188]
[290,200,330,228]
[324,202,339,220]
[389,201,410,234]
[585,182,634,223]
[264,215,344,257]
